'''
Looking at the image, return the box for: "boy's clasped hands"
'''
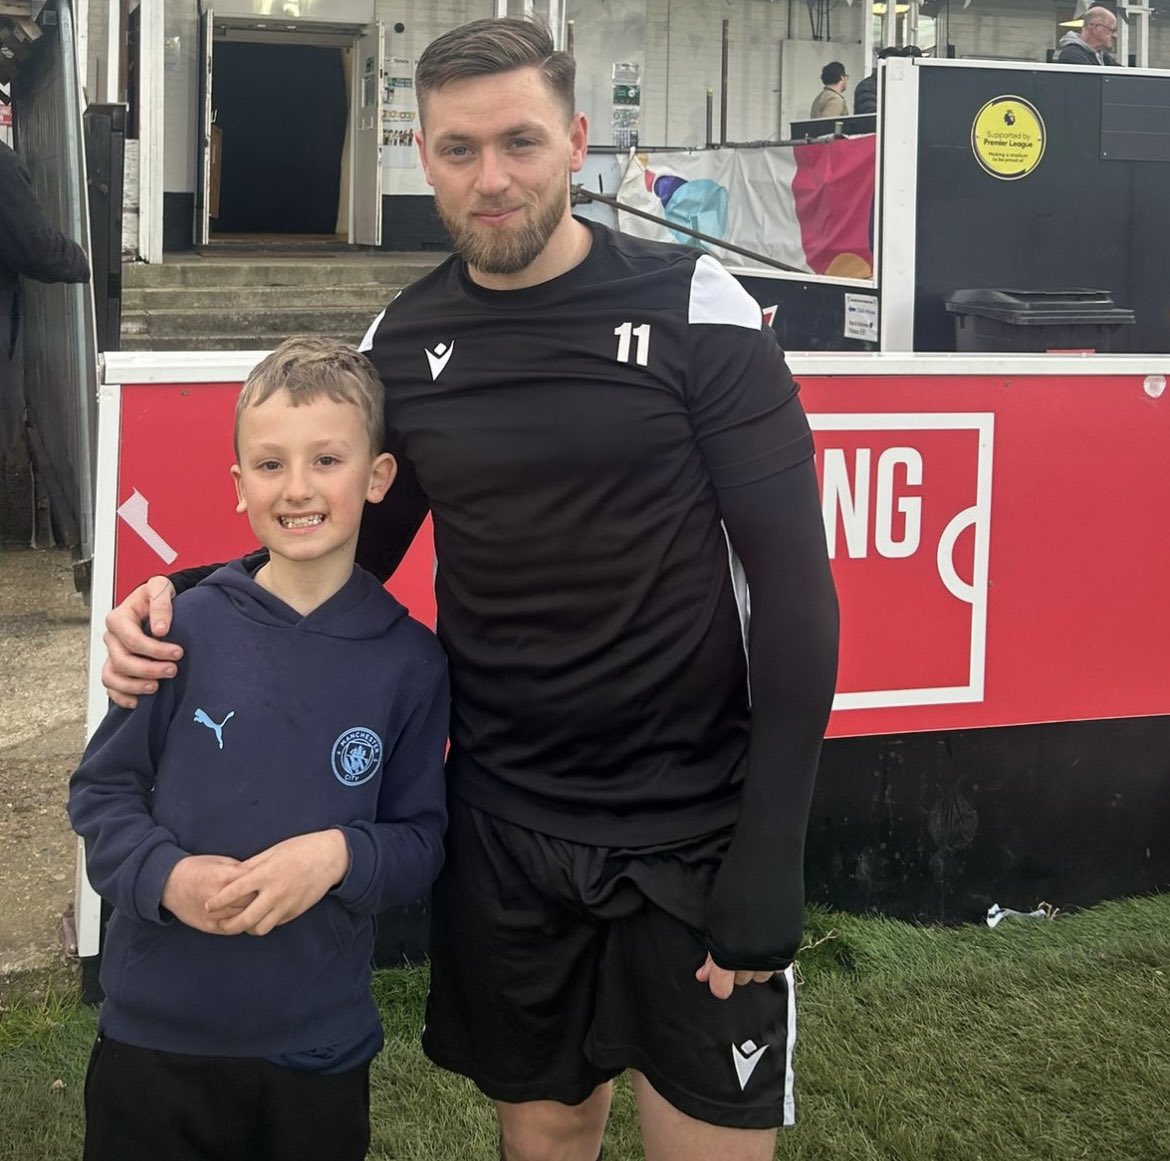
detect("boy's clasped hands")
[161,829,351,937]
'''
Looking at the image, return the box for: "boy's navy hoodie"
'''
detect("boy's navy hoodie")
[69,559,448,1059]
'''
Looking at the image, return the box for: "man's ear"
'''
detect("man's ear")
[230,464,247,514]
[415,130,434,187]
[569,112,589,175]
[367,453,398,503]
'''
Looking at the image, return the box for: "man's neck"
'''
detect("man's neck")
[468,214,593,292]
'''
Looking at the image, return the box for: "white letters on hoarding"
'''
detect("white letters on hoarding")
[821,446,923,560]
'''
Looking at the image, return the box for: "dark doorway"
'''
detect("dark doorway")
[212,40,347,237]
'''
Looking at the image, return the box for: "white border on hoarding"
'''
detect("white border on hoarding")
[77,382,122,959]
[788,353,1170,378]
[810,412,994,712]
[98,351,1170,386]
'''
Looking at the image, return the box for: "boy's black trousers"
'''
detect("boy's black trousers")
[83,1036,371,1161]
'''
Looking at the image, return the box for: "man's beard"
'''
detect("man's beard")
[436,187,566,276]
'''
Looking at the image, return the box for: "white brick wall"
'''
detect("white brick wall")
[933,0,1169,68]
[942,1,1091,62]
[88,2,1170,198]
[375,0,493,69]
[572,0,647,143]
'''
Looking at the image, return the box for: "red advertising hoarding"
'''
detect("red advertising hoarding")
[108,366,1170,740]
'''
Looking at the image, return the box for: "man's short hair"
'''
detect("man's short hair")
[821,61,847,86]
[234,336,385,457]
[415,17,576,123]
[1084,6,1118,30]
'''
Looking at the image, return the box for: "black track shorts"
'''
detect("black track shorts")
[422,798,797,1130]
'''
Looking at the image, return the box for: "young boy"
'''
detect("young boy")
[68,336,448,1161]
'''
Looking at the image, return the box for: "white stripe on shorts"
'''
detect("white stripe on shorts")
[782,964,797,1127]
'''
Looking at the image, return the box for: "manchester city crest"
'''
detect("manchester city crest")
[331,727,383,786]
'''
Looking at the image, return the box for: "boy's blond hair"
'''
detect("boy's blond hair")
[234,336,385,456]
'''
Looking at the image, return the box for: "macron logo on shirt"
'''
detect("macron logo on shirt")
[425,340,455,381]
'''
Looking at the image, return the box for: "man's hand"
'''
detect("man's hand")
[695,953,777,1000]
[102,576,182,709]
[161,855,252,934]
[204,830,352,937]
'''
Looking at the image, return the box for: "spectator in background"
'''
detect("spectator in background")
[811,61,849,118]
[854,45,923,116]
[1056,6,1119,66]
[0,139,90,452]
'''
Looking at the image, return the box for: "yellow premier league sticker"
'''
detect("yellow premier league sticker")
[971,95,1046,180]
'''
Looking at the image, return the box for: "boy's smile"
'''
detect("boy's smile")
[231,390,394,605]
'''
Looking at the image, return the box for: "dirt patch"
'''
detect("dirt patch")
[0,549,89,978]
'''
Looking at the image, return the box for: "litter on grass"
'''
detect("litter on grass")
[986,901,1060,928]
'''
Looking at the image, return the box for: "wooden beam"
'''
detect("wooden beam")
[12,15,41,40]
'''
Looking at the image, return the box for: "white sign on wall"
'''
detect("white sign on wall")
[382,58,417,170]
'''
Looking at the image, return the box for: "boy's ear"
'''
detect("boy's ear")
[367,453,397,503]
[230,464,248,514]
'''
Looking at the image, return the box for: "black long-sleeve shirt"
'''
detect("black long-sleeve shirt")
[358,221,839,969]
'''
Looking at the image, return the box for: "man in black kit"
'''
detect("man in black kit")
[101,17,839,1161]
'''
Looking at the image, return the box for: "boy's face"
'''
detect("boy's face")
[231,390,395,574]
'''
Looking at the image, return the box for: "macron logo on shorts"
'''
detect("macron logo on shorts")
[732,1039,768,1090]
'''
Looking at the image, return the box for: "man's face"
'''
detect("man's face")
[416,67,587,282]
[1083,13,1117,52]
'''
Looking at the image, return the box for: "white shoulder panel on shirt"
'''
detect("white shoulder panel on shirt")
[358,308,387,353]
[688,254,763,330]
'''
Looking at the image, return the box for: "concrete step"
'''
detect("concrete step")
[121,284,398,312]
[122,254,445,290]
[121,305,377,341]
[117,332,367,352]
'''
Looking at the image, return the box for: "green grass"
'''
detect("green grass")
[0,969,97,1161]
[2,896,1169,1160]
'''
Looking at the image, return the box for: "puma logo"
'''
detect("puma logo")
[194,708,235,750]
